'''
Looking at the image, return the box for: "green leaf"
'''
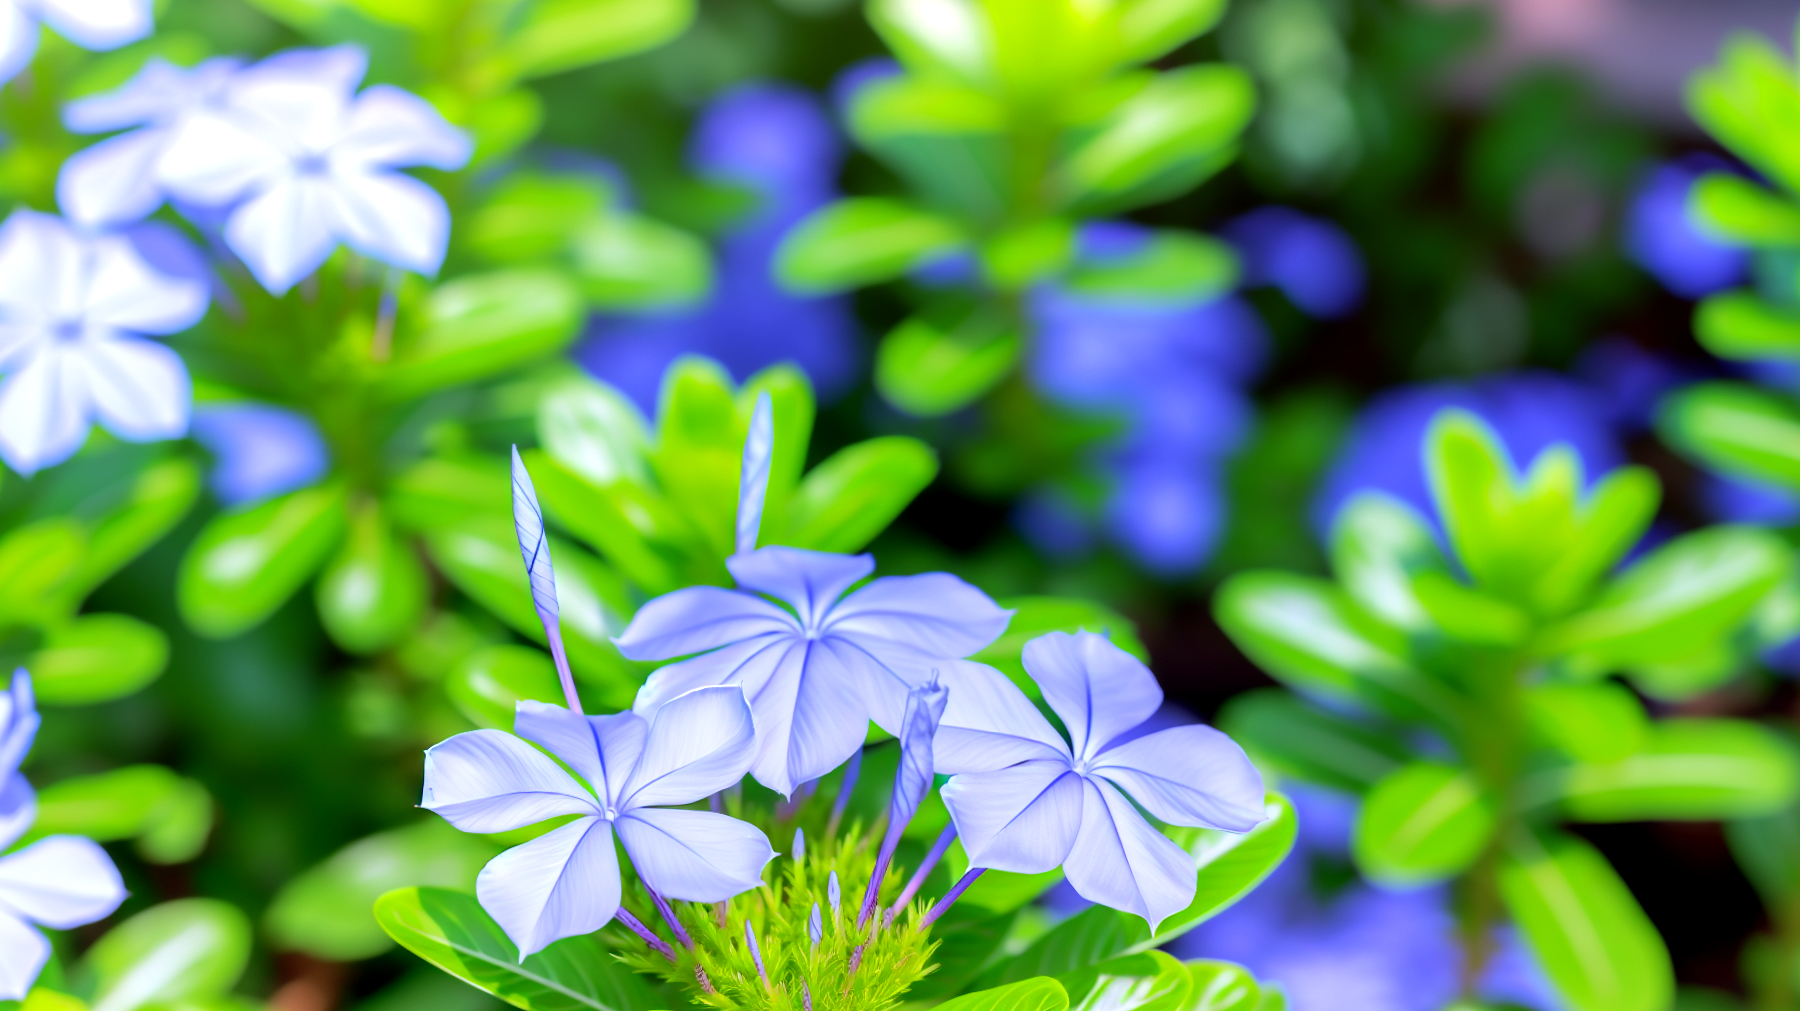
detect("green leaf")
[0,519,85,626]
[1549,719,1799,822]
[268,821,497,962]
[1659,381,1800,492]
[29,764,214,864]
[375,887,661,1011]
[1695,292,1800,362]
[649,356,748,563]
[1063,230,1238,302]
[85,899,252,1011]
[776,198,966,294]
[1538,525,1791,670]
[378,270,584,400]
[569,211,711,309]
[979,217,1075,290]
[1219,688,1409,793]
[28,613,168,706]
[178,484,349,639]
[1687,36,1800,198]
[1524,682,1648,764]
[537,376,650,489]
[1353,762,1494,886]
[316,503,427,654]
[491,0,693,80]
[463,173,610,264]
[71,456,200,599]
[1057,951,1192,1011]
[1329,493,1450,633]
[931,978,1070,1011]
[867,0,995,86]
[970,597,1148,701]
[1690,173,1800,247]
[779,437,937,553]
[1531,466,1662,619]
[387,455,511,532]
[447,645,565,730]
[1183,960,1263,1011]
[524,451,681,596]
[875,305,1021,417]
[1061,65,1253,209]
[1410,571,1531,646]
[1499,830,1672,1011]
[1726,779,1800,904]
[1118,0,1228,63]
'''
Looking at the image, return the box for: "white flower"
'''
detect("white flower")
[0,210,207,475]
[0,0,151,85]
[153,45,473,295]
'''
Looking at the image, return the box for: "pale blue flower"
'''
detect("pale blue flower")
[189,401,327,506]
[860,675,946,926]
[735,392,773,556]
[421,686,775,958]
[0,210,206,475]
[510,447,581,712]
[0,671,128,1001]
[154,45,471,295]
[58,56,244,227]
[615,548,1010,797]
[938,631,1266,932]
[0,0,151,87]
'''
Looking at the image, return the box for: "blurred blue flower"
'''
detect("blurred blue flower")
[1624,157,1749,299]
[939,632,1265,932]
[1224,206,1366,319]
[578,84,860,412]
[0,671,128,1001]
[0,210,207,475]
[189,402,328,506]
[1313,371,1624,534]
[422,687,773,958]
[0,0,151,86]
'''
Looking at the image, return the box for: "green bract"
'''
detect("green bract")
[1216,409,1800,1011]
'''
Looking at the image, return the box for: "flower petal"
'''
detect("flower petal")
[64,57,240,133]
[84,234,207,334]
[475,816,618,959]
[727,547,873,627]
[614,807,774,902]
[1062,777,1196,934]
[735,393,773,557]
[421,729,598,834]
[0,912,48,1002]
[1025,631,1162,763]
[932,659,1067,774]
[155,112,289,207]
[942,758,1083,875]
[0,350,93,476]
[0,670,40,781]
[223,176,338,296]
[826,572,1011,664]
[0,775,34,853]
[512,702,645,804]
[76,337,190,443]
[615,586,794,661]
[0,210,83,323]
[226,45,364,152]
[188,402,328,506]
[57,129,167,227]
[36,0,151,51]
[1090,725,1266,832]
[333,84,471,171]
[0,835,126,928]
[890,677,948,831]
[323,168,452,276]
[621,685,756,809]
[754,638,873,797]
[0,3,37,87]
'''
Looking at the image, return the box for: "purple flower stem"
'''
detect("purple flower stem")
[919,868,985,929]
[827,747,863,837]
[857,828,901,930]
[648,887,693,948]
[614,906,675,961]
[542,622,583,715]
[891,824,956,914]
[708,791,724,814]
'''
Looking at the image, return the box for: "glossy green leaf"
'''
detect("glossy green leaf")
[776,198,966,294]
[876,305,1020,417]
[178,484,348,639]
[1550,719,1799,822]
[867,0,995,86]
[1532,466,1662,619]
[1499,830,1672,1011]
[1411,571,1531,645]
[779,436,937,553]
[375,887,661,1011]
[537,376,650,489]
[0,519,84,626]
[268,821,497,961]
[316,503,427,654]
[1658,381,1800,492]
[1118,0,1228,63]
[387,455,511,532]
[1425,411,1561,602]
[650,356,748,563]
[1064,230,1238,302]
[1695,292,1800,362]
[463,173,610,263]
[492,0,693,80]
[28,613,167,706]
[1687,34,1800,196]
[1057,951,1191,1011]
[970,596,1149,701]
[1219,688,1409,793]
[1329,493,1449,633]
[1524,682,1648,764]
[447,645,565,730]
[1184,960,1263,1011]
[569,211,711,309]
[71,456,200,599]
[1691,173,1800,246]
[85,899,252,1011]
[524,451,680,595]
[932,977,1070,1011]
[1353,762,1494,886]
[1062,65,1253,206]
[29,763,213,864]
[379,270,585,400]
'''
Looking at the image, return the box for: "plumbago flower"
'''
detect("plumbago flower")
[0,209,208,474]
[0,671,129,999]
[0,0,150,86]
[615,396,1011,797]
[938,631,1267,932]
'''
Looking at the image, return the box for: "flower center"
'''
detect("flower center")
[295,152,330,176]
[51,319,83,343]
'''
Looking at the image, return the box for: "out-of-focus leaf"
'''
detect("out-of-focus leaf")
[905,908,1021,1001]
[649,357,744,563]
[1686,35,1800,196]
[1118,0,1229,63]
[537,377,650,489]
[1064,230,1238,302]
[387,455,511,532]
[1548,719,1799,822]
[268,821,497,962]
[375,887,661,1011]
[1690,174,1800,247]
[1726,762,1800,904]
[1659,382,1800,492]
[447,645,565,730]
[1499,830,1672,1011]
[30,764,213,864]
[0,519,85,626]
[569,211,711,309]
[1524,682,1648,765]
[776,198,966,294]
[85,900,252,1011]
[1061,66,1253,210]
[970,596,1148,701]
[780,437,937,553]
[1695,292,1800,362]
[1220,688,1409,793]
[491,0,693,80]
[979,216,1075,290]
[71,456,200,599]
[524,451,681,596]
[29,614,168,705]
[876,306,1020,417]
[1353,762,1494,886]
[1411,571,1531,646]
[1183,960,1262,1011]
[316,503,426,655]
[1057,951,1191,1011]
[178,484,348,639]
[1330,494,1448,633]
[866,0,995,85]
[462,173,609,263]
[930,977,1069,1011]
[379,270,584,400]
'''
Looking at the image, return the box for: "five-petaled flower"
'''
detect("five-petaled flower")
[0,209,207,475]
[938,631,1267,932]
[615,546,1011,797]
[421,686,775,958]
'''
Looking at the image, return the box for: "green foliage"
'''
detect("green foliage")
[29,765,215,864]
[84,900,254,1011]
[1353,762,1494,886]
[178,483,350,640]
